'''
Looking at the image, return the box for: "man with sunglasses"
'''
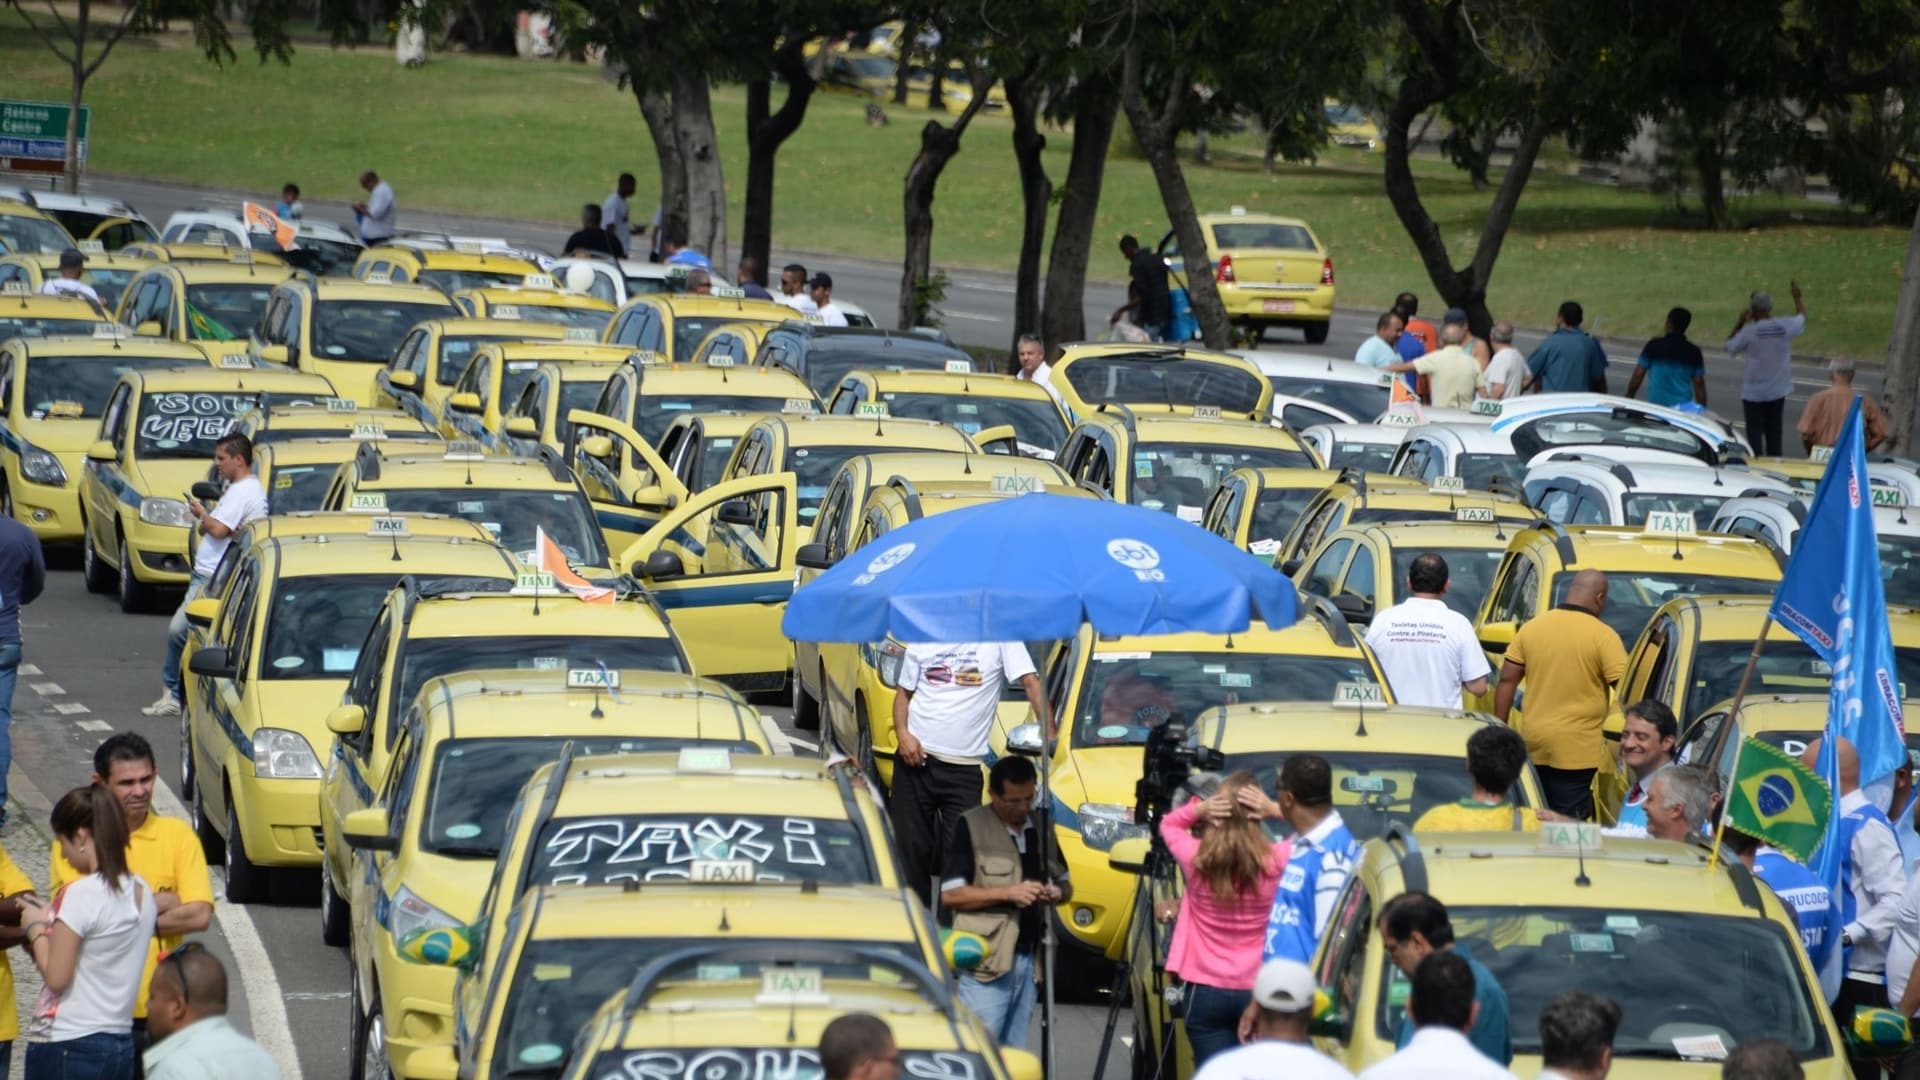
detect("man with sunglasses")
[143,943,280,1079]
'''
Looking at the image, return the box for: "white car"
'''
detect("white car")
[550,255,731,304]
[1492,392,1750,457]
[1523,457,1796,529]
[1490,394,1739,468]
[1296,423,1404,472]
[1234,349,1394,424]
[160,208,364,275]
[0,188,155,249]
[1388,423,1525,492]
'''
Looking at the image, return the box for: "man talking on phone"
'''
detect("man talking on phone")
[143,434,267,718]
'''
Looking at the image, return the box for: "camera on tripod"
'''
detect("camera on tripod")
[1133,712,1225,832]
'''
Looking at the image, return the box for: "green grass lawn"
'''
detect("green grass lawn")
[4,12,1907,358]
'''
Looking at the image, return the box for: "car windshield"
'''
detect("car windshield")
[696,435,738,490]
[1325,102,1368,125]
[396,635,684,724]
[262,464,337,513]
[51,211,152,244]
[136,389,330,458]
[1551,572,1776,642]
[260,575,415,680]
[1131,443,1314,518]
[1064,356,1265,415]
[621,274,671,297]
[1883,534,1920,608]
[553,381,603,445]
[792,444,872,521]
[257,234,362,277]
[1249,488,1319,556]
[0,215,73,255]
[1508,411,1716,465]
[526,811,871,886]
[418,268,526,293]
[1458,453,1523,492]
[1620,492,1736,529]
[79,268,137,311]
[23,355,192,419]
[312,300,451,362]
[1391,548,1505,618]
[1225,750,1489,841]
[378,488,608,566]
[876,392,1068,456]
[421,737,762,857]
[0,316,102,340]
[436,334,527,386]
[1327,441,1399,472]
[1211,223,1315,250]
[182,284,274,342]
[496,303,610,333]
[1072,651,1376,746]
[1685,641,1920,724]
[638,395,795,444]
[1381,907,1829,1062]
[799,347,973,398]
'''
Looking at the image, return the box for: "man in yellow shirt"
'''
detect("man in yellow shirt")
[0,843,36,1071]
[1493,569,1627,820]
[1414,725,1541,833]
[49,734,213,1041]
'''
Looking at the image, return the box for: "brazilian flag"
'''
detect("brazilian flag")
[1726,736,1832,863]
[184,302,235,342]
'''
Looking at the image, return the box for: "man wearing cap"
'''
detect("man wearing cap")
[1441,307,1491,367]
[1727,281,1807,457]
[1798,358,1887,455]
[809,273,849,327]
[38,250,102,307]
[1210,959,1354,1080]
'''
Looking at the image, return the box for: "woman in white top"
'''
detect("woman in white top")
[19,785,156,1080]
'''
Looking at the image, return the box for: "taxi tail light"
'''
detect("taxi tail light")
[875,640,908,689]
[1320,258,1335,286]
[1215,254,1235,284]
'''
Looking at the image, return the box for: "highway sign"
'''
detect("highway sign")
[0,100,91,177]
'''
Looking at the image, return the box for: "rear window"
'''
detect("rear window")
[1211,223,1316,250]
[1063,355,1264,415]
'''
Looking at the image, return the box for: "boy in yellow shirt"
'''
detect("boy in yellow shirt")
[1415,725,1542,833]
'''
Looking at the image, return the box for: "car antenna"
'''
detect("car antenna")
[464,455,473,486]
[389,529,402,562]
[716,904,731,932]
[1672,527,1684,562]
[1573,830,1592,887]
[1354,694,1368,738]
[784,978,800,1043]
[1492,497,1506,541]
[530,567,541,617]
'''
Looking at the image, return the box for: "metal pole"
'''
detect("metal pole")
[1705,630,1770,870]
[1038,721,1057,1079]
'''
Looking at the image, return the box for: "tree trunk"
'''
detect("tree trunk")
[636,86,686,256]
[891,23,916,106]
[899,83,993,329]
[1041,90,1118,355]
[672,70,727,268]
[64,0,88,194]
[1120,45,1231,349]
[1007,73,1051,364]
[928,59,947,114]
[742,44,816,278]
[1693,128,1731,230]
[1884,198,1920,456]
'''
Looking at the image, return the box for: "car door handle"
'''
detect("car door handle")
[753,594,786,604]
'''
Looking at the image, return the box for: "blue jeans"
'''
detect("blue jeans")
[956,948,1036,1048]
[0,641,21,809]
[161,576,206,700]
[1181,982,1252,1068]
[24,1031,135,1080]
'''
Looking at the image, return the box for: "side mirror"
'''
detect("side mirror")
[256,344,290,366]
[1000,1049,1043,1080]
[134,320,162,337]
[503,416,538,439]
[1332,593,1374,624]
[578,434,614,459]
[716,500,756,526]
[386,369,419,392]
[85,440,116,463]
[1005,722,1045,757]
[326,704,367,736]
[631,485,677,512]
[796,542,834,570]
[447,392,482,415]
[641,549,685,580]
[1477,620,1517,654]
[183,598,220,630]
[190,480,222,502]
[405,1046,461,1079]
[1279,558,1303,577]
[341,807,396,853]
[1108,836,1150,875]
[972,423,1018,454]
[187,646,235,680]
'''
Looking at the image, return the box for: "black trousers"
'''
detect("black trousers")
[1744,397,1787,457]
[889,757,984,906]
[1537,765,1597,820]
[1837,975,1890,1080]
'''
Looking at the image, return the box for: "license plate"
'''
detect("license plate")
[1262,299,1297,314]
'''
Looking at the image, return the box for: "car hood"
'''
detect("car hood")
[128,456,213,500]
[15,416,107,456]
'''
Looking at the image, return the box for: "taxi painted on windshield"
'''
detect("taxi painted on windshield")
[253,276,459,404]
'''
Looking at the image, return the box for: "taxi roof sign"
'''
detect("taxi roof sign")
[1642,510,1696,537]
[452,241,485,254]
[711,285,746,299]
[229,250,254,265]
[804,313,827,325]
[523,273,556,290]
[1,282,28,296]
[1872,486,1907,508]
[563,327,598,342]
[692,859,757,884]
[1379,410,1420,427]
[708,354,736,367]
[1538,821,1603,852]
[513,571,557,594]
[366,516,411,538]
[218,353,254,369]
[783,398,816,414]
[325,398,359,413]
[944,360,971,374]
[75,239,105,255]
[444,440,485,460]
[854,402,889,418]
[566,668,621,690]
[992,473,1044,495]
[1455,506,1496,523]
[756,967,826,1005]
[363,271,392,285]
[1192,405,1222,421]
[492,304,522,320]
[351,421,385,441]
[631,350,662,365]
[1471,398,1504,417]
[1331,681,1387,706]
[1428,475,1466,493]
[1811,446,1834,463]
[678,747,732,771]
[91,323,130,339]
[349,491,387,511]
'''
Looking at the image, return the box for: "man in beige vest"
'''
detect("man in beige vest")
[939,756,1072,1048]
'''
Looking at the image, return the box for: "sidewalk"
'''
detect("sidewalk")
[3,764,56,1080]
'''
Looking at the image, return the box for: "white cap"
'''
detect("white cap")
[563,263,597,294]
[1251,958,1317,1013]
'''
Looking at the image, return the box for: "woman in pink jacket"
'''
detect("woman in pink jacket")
[1155,771,1292,1066]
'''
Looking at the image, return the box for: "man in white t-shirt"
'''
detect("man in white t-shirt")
[39,249,103,308]
[1013,334,1064,409]
[778,263,820,316]
[889,640,1050,905]
[1203,959,1354,1080]
[601,172,636,260]
[145,433,268,718]
[1480,322,1528,400]
[1364,553,1491,709]
[809,273,850,327]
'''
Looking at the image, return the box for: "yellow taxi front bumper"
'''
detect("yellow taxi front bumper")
[374,926,458,1079]
[229,773,324,867]
[123,517,193,585]
[10,473,83,542]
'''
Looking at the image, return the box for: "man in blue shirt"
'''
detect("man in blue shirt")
[1623,307,1707,408]
[1524,301,1610,394]
[1355,311,1404,369]
[1378,892,1512,1064]
[0,512,42,823]
[1723,823,1839,1002]
[1257,754,1358,964]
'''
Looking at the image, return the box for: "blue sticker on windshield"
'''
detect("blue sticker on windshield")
[322,648,358,673]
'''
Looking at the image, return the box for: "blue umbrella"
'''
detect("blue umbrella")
[781,492,1297,643]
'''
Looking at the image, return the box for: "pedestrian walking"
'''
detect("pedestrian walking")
[1624,308,1706,409]
[1480,322,1528,400]
[1535,991,1620,1080]
[274,184,303,222]
[1111,235,1172,342]
[1154,772,1292,1067]
[1727,282,1807,457]
[0,503,43,822]
[1722,1040,1804,1080]
[1412,726,1540,833]
[1524,302,1609,394]
[778,264,820,315]
[601,172,636,259]
[1609,700,1678,832]
[889,641,1049,905]
[1206,960,1355,1080]
[1014,334,1064,409]
[1441,307,1492,367]
[1355,312,1404,370]
[1493,569,1627,819]
[1363,552,1489,707]
[735,255,774,300]
[145,433,265,719]
[38,250,102,307]
[1359,952,1516,1080]
[351,170,396,246]
[0,843,40,1072]
[1376,893,1513,1066]
[1255,754,1359,964]
[1799,359,1888,456]
[1379,323,1482,410]
[561,204,618,258]
[142,945,280,1079]
[809,273,849,327]
[21,785,157,1080]
[939,756,1071,1049]
[819,1014,900,1080]
[1725,824,1837,1002]
[1639,763,1712,842]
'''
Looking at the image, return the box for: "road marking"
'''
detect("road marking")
[954,280,1017,295]
[787,733,819,752]
[757,714,794,756]
[943,310,1001,323]
[54,703,93,716]
[74,718,111,731]
[29,682,63,696]
[284,991,351,1001]
[18,664,40,676]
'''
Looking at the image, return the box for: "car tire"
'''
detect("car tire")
[116,534,150,614]
[81,514,114,594]
[179,708,196,804]
[192,786,224,863]
[792,666,822,731]
[320,863,351,948]
[1304,321,1330,345]
[350,970,393,1080]
[224,794,267,904]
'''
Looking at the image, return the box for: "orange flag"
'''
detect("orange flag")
[537,527,613,604]
[1387,372,1423,420]
[243,202,298,251]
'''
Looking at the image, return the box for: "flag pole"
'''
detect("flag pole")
[1706,631,1771,871]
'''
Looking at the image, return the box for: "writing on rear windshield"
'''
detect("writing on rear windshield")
[532,814,866,884]
[587,1048,982,1080]
[138,392,259,444]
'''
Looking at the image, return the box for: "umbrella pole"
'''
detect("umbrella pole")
[1039,732,1058,1079]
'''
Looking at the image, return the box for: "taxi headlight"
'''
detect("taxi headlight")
[388,885,461,943]
[19,447,65,486]
[139,497,193,528]
[1078,803,1148,852]
[250,728,322,779]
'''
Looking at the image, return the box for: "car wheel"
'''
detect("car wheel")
[81,513,113,594]
[1304,321,1330,345]
[792,666,821,731]
[179,708,196,803]
[856,722,880,794]
[116,534,149,614]
[192,785,224,862]
[320,862,351,948]
[349,969,386,1080]
[223,794,267,903]
[361,992,393,1080]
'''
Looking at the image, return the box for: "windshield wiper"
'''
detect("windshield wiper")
[431,844,501,858]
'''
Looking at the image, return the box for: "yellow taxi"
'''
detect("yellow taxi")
[1049,342,1273,422]
[1291,519,1516,630]
[1116,706,1545,1079]
[253,276,460,404]
[179,527,521,901]
[1677,693,1920,798]
[121,241,288,267]
[603,291,796,363]
[1157,208,1336,346]
[989,602,1390,959]
[1057,406,1318,517]
[317,582,693,956]
[0,331,213,543]
[438,340,633,450]
[373,318,571,429]
[496,361,628,460]
[1199,466,1339,557]
[0,245,153,312]
[654,411,761,494]
[1736,455,1826,495]
[1324,100,1382,150]
[0,286,113,339]
[353,243,540,293]
[337,671,771,1078]
[0,199,76,256]
[319,441,612,572]
[78,365,335,611]
[114,255,286,364]
[823,369,1071,460]
[1306,828,1849,1077]
[688,319,775,367]
[715,412,979,537]
[561,941,1037,1080]
[1274,470,1535,576]
[232,400,441,448]
[449,277,617,334]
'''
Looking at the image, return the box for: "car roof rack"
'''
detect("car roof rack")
[1298,591,1356,648]
[1380,821,1428,894]
[885,475,925,522]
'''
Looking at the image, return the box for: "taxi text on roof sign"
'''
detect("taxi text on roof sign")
[679,747,732,771]
[1872,487,1907,508]
[1192,405,1222,420]
[709,355,736,367]
[1379,410,1419,427]
[367,516,410,537]
[493,304,521,320]
[992,473,1044,495]
[326,398,359,413]
[352,422,385,441]
[1812,446,1834,463]
[1455,506,1496,523]
[1471,398,1504,417]
[1429,475,1466,493]
[783,398,816,414]
[566,667,621,690]
[218,355,254,369]
[693,859,756,883]
[1332,681,1387,706]
[349,492,387,511]
[1538,821,1604,851]
[524,273,555,289]
[514,571,557,592]
[564,327,597,342]
[1,282,27,296]
[711,285,747,299]
[854,402,889,418]
[757,967,827,1005]
[1643,510,1697,536]
[944,360,970,373]
[75,239,104,255]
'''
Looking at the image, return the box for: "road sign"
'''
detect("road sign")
[0,100,90,177]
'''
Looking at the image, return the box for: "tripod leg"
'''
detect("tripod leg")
[1091,953,1132,1079]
